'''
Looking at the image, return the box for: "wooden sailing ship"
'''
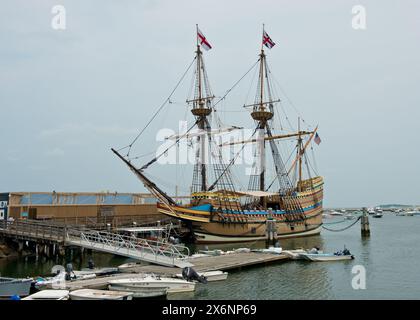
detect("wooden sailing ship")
[113,26,323,243]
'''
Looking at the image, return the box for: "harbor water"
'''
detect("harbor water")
[1,214,419,299]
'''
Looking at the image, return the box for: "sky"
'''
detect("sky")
[1,0,419,207]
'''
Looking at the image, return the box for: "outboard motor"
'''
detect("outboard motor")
[181,267,208,284]
[65,263,74,281]
[87,258,95,269]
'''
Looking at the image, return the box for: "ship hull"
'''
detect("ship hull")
[158,177,324,244]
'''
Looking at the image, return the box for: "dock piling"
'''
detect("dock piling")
[361,207,370,237]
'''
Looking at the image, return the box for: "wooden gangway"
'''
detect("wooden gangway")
[0,219,192,268]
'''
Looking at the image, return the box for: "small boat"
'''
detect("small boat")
[372,212,383,218]
[198,249,224,256]
[282,249,307,260]
[0,277,32,298]
[396,211,414,216]
[109,275,195,295]
[69,289,133,300]
[299,247,354,262]
[404,210,420,216]
[329,211,343,216]
[176,270,228,282]
[22,290,69,300]
[251,246,282,254]
[344,214,355,220]
[80,267,119,276]
[299,253,354,261]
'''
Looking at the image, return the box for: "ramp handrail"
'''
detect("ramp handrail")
[65,228,190,263]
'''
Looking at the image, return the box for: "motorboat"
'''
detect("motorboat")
[0,277,32,298]
[299,247,354,261]
[69,289,133,300]
[372,212,383,218]
[299,253,354,261]
[22,290,69,300]
[329,211,343,216]
[108,275,196,295]
[175,270,228,282]
[396,211,414,216]
[344,213,355,220]
[251,246,282,254]
[282,249,307,260]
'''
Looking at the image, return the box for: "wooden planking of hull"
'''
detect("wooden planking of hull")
[157,177,324,243]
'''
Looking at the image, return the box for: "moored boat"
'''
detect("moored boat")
[22,290,69,300]
[299,253,354,261]
[69,289,133,300]
[176,270,228,282]
[108,275,195,295]
[0,277,32,298]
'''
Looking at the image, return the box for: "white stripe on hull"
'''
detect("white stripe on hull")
[194,226,322,244]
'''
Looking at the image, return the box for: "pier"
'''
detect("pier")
[59,252,290,290]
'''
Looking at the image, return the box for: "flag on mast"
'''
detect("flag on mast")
[262,31,275,49]
[197,27,212,51]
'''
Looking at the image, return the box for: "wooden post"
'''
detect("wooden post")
[361,207,370,237]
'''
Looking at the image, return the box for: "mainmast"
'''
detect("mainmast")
[189,25,214,193]
[249,25,274,204]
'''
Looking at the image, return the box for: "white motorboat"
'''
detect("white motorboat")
[176,270,228,282]
[372,212,383,218]
[0,277,32,298]
[108,275,196,295]
[251,246,282,254]
[329,211,343,216]
[299,253,354,261]
[405,210,420,216]
[396,211,414,216]
[22,290,69,300]
[69,289,133,300]
[282,249,307,260]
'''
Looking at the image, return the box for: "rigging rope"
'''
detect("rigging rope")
[213,59,261,110]
[117,56,197,157]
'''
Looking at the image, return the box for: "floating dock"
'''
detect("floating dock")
[60,252,289,290]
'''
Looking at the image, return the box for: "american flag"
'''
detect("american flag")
[197,28,212,51]
[262,31,275,49]
[314,133,321,145]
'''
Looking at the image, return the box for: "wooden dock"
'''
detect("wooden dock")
[61,252,290,290]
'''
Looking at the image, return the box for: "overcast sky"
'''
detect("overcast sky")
[1,0,419,207]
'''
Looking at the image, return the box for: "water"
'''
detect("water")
[1,214,420,299]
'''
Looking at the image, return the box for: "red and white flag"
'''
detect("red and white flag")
[197,28,212,51]
[262,31,275,49]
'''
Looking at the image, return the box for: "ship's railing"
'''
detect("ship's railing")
[65,228,190,263]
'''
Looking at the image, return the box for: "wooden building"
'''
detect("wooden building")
[0,191,164,225]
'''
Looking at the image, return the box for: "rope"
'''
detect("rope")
[117,56,197,157]
[321,216,361,232]
[213,59,260,110]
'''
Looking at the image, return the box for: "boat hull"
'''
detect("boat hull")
[108,284,167,298]
[300,253,354,262]
[0,278,32,297]
[158,177,324,244]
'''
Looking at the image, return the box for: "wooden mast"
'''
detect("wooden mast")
[298,117,303,191]
[250,24,274,207]
[191,24,212,192]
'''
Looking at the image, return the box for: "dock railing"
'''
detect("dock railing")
[0,218,66,242]
[65,228,191,267]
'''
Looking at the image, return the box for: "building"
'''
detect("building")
[0,191,164,224]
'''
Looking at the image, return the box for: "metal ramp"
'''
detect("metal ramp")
[65,229,193,268]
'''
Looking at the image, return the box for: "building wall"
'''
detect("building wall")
[5,192,163,222]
